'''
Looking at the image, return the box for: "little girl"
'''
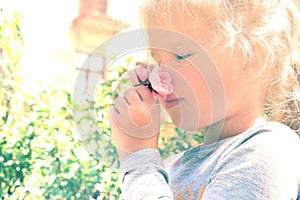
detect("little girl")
[109,0,300,199]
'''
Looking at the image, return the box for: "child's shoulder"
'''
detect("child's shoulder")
[207,121,300,171]
[204,122,299,157]
[216,121,300,173]
[238,122,299,148]
[221,121,300,159]
[183,122,299,161]
[196,124,300,200]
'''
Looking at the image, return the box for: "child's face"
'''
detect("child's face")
[147,23,264,132]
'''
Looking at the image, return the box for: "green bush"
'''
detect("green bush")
[0,11,120,200]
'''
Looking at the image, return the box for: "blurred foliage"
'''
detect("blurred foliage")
[159,123,204,160]
[0,10,120,200]
[73,58,132,170]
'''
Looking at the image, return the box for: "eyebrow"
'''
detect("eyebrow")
[170,42,184,49]
[170,41,196,53]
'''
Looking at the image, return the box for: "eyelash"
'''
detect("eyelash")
[175,53,193,61]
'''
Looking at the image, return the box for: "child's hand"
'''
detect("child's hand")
[109,86,160,161]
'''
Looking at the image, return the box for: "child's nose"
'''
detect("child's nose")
[160,56,176,68]
[151,50,174,66]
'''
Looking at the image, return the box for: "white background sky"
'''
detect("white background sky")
[1,0,144,91]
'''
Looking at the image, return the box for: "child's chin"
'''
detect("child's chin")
[171,118,201,131]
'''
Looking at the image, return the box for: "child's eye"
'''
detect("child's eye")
[175,53,193,61]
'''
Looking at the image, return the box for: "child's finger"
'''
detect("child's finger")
[124,88,141,105]
[114,96,129,114]
[135,86,156,104]
[109,107,127,137]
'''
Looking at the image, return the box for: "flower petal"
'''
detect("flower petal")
[149,65,173,97]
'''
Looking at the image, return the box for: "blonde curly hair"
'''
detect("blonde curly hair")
[139,0,300,135]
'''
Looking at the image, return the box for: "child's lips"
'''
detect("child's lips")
[165,98,184,108]
[164,96,184,108]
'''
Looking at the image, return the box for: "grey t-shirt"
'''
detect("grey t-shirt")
[120,122,300,200]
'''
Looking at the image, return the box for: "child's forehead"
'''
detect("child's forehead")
[143,7,212,46]
[146,28,200,50]
[145,22,211,53]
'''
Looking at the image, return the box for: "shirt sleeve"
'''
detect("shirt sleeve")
[202,129,300,200]
[119,148,173,200]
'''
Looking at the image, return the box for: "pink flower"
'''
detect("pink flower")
[149,66,173,99]
[128,65,173,99]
